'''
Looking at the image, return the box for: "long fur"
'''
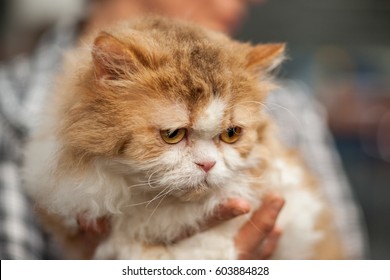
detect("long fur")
[23,17,343,259]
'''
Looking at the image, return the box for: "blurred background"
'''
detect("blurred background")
[238,0,390,259]
[0,0,389,259]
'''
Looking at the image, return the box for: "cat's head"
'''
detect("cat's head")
[61,17,284,201]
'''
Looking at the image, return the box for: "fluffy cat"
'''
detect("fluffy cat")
[23,17,343,259]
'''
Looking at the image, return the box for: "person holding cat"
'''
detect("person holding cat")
[0,0,366,259]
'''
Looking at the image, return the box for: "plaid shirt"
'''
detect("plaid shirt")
[0,24,368,259]
[0,24,76,259]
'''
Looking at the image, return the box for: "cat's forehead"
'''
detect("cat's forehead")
[147,97,224,131]
[192,98,227,137]
[147,95,258,136]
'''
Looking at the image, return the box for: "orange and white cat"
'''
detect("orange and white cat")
[23,17,343,259]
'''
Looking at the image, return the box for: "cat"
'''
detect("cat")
[23,16,344,259]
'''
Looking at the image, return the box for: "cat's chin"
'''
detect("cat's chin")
[174,183,210,202]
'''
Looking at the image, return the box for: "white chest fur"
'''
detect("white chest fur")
[93,158,324,260]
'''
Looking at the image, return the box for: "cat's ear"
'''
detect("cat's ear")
[92,32,142,80]
[246,43,285,73]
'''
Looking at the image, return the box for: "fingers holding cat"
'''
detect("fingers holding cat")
[174,193,285,259]
[77,214,111,256]
[173,198,252,242]
[234,193,285,259]
[77,193,284,260]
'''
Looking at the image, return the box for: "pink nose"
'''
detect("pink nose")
[195,161,216,173]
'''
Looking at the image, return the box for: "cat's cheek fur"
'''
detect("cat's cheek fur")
[24,136,129,221]
[203,148,244,191]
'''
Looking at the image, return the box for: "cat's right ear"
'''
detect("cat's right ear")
[92,32,137,80]
[246,43,286,74]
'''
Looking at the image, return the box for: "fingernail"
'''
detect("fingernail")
[232,208,249,217]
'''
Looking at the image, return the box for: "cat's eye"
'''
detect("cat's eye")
[160,128,186,144]
[220,127,242,144]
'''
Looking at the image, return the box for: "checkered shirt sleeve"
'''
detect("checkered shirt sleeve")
[0,24,76,259]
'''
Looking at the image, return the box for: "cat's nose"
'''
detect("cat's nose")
[195,161,216,173]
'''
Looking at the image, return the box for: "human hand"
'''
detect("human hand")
[234,193,284,259]
[77,193,284,259]
[77,214,111,257]
[174,192,284,259]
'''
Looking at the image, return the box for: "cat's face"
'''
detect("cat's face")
[116,88,265,201]
[61,18,284,200]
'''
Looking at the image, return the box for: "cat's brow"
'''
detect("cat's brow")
[193,98,226,136]
[149,102,190,129]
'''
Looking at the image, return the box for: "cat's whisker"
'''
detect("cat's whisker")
[126,170,165,190]
[124,200,155,208]
[146,185,171,208]
[263,101,303,129]
[227,100,271,124]
[123,185,170,208]
[233,100,303,130]
[233,100,270,111]
[146,188,175,223]
[127,180,160,189]
[146,170,162,189]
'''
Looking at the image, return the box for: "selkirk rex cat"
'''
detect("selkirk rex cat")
[23,17,344,259]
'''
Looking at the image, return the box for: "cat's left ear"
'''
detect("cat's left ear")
[246,43,285,74]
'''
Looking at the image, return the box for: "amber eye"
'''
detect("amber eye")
[160,128,186,144]
[220,127,242,144]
